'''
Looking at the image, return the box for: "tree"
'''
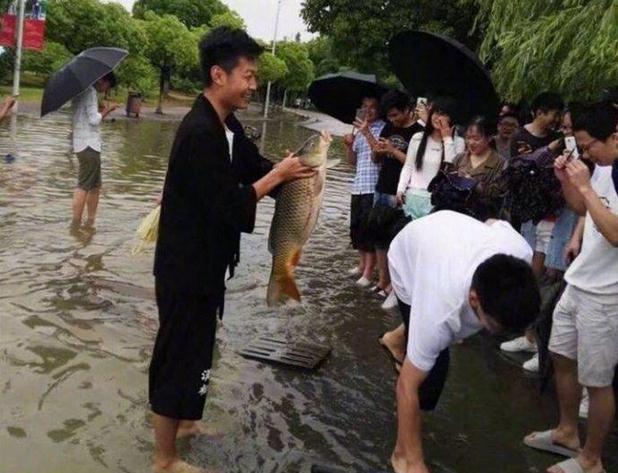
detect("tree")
[277,42,315,91]
[257,52,288,84]
[140,12,198,113]
[301,0,481,78]
[306,36,340,77]
[22,41,72,77]
[474,0,618,102]
[46,0,147,55]
[116,54,158,95]
[132,0,229,29]
[209,11,245,30]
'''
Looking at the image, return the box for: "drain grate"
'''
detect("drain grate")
[240,337,331,370]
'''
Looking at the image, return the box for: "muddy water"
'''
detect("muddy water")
[1,110,616,473]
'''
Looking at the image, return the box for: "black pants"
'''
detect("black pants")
[149,280,219,420]
[397,297,450,411]
[350,193,375,252]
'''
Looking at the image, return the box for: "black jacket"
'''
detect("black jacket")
[154,95,273,304]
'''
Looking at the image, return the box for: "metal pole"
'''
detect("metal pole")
[12,0,26,105]
[263,0,282,119]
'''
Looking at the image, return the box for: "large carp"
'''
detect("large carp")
[267,131,333,306]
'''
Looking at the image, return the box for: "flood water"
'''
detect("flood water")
[1,109,616,473]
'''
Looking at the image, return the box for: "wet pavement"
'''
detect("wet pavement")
[0,109,616,473]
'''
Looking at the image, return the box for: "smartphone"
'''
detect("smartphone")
[355,107,366,121]
[564,136,580,159]
[416,97,427,108]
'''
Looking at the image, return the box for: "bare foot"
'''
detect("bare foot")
[153,457,217,473]
[176,421,223,440]
[379,331,405,364]
[391,452,407,473]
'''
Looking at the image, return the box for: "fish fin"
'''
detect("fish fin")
[326,158,340,169]
[266,249,302,306]
[291,247,302,266]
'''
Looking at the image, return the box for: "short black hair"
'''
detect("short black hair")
[531,91,564,114]
[498,111,519,123]
[471,254,540,332]
[102,72,116,88]
[380,89,411,115]
[573,101,618,141]
[199,26,264,87]
[500,101,520,115]
[466,115,497,137]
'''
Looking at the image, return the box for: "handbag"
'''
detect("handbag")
[428,171,479,216]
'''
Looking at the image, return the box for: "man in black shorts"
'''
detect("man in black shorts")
[150,27,314,473]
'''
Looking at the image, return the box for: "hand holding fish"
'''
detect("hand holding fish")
[274,153,317,182]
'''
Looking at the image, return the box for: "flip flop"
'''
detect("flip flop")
[548,458,606,473]
[523,430,579,458]
[378,332,403,374]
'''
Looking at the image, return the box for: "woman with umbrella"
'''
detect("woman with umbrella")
[41,47,127,227]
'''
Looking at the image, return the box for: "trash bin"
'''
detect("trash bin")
[126,92,142,118]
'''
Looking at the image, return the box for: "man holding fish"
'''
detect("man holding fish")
[149,27,318,473]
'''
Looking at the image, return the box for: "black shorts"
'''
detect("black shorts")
[149,280,219,420]
[350,193,375,252]
[398,298,450,411]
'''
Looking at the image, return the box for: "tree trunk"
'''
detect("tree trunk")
[155,68,164,115]
[282,89,288,109]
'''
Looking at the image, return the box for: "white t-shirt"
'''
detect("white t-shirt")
[565,165,618,295]
[388,211,533,372]
[224,126,234,162]
[397,132,465,193]
[71,86,102,153]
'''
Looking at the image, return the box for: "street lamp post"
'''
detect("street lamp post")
[12,0,26,107]
[263,0,282,119]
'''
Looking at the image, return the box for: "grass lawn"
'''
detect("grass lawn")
[0,83,197,109]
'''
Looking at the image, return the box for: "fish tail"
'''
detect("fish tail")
[267,247,302,306]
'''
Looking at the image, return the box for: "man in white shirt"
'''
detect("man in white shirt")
[71,72,117,227]
[524,102,618,473]
[388,210,540,473]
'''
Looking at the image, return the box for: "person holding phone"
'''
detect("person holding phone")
[524,101,618,473]
[379,98,465,367]
[396,97,465,219]
[343,95,386,287]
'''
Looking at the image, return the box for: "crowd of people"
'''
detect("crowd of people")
[4,21,614,473]
[343,87,617,473]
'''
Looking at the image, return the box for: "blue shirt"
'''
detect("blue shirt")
[350,120,385,195]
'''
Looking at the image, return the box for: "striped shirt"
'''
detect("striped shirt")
[350,120,385,195]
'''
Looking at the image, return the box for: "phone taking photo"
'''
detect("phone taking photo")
[564,136,580,160]
[416,97,427,108]
[355,107,366,122]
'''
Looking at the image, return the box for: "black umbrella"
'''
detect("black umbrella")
[308,71,389,124]
[388,31,499,124]
[41,47,128,117]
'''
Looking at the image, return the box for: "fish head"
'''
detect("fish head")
[295,131,332,167]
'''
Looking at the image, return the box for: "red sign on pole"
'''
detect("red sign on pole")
[0,2,46,51]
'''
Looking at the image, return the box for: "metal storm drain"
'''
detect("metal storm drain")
[240,336,331,370]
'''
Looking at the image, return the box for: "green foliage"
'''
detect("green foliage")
[22,41,72,77]
[276,42,315,91]
[257,52,288,84]
[306,36,341,76]
[140,12,198,72]
[46,0,147,55]
[209,11,245,30]
[301,0,481,78]
[475,0,618,102]
[116,54,158,94]
[132,0,229,29]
